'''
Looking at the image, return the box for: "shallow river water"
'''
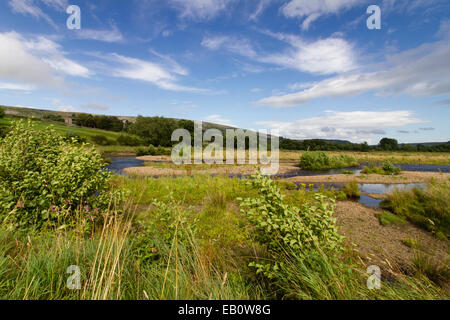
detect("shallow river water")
[106,156,442,208]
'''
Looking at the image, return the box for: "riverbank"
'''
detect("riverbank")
[285,171,450,184]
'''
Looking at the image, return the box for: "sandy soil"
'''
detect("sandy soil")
[125,160,300,176]
[335,201,448,271]
[285,171,450,184]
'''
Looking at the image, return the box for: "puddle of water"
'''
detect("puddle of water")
[357,183,426,194]
[106,156,145,175]
[359,162,450,173]
[358,195,383,208]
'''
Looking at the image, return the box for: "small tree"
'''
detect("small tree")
[379,138,398,151]
[0,106,5,118]
[0,120,119,230]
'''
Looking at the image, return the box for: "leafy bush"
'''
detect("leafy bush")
[64,131,87,144]
[117,134,143,146]
[238,172,342,279]
[300,152,358,170]
[0,120,117,230]
[43,114,64,122]
[0,107,5,118]
[91,134,114,146]
[136,145,169,156]
[362,161,401,175]
[341,182,360,199]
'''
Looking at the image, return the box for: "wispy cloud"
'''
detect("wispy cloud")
[0,82,36,91]
[8,0,69,29]
[204,114,235,127]
[257,39,450,107]
[80,104,109,111]
[109,53,206,93]
[255,110,426,143]
[281,0,367,30]
[259,32,357,75]
[433,99,450,106]
[249,0,272,21]
[201,35,257,58]
[168,0,229,21]
[24,35,92,78]
[202,32,357,76]
[75,25,124,43]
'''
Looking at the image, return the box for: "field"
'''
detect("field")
[0,174,448,299]
[0,115,448,300]
[0,116,123,143]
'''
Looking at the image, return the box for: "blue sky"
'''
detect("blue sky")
[0,0,449,144]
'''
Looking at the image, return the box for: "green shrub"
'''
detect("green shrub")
[64,131,87,144]
[136,145,169,157]
[117,134,143,146]
[341,182,360,199]
[362,161,401,175]
[0,120,118,230]
[0,107,5,119]
[43,114,64,122]
[238,171,342,279]
[91,134,114,146]
[300,152,358,170]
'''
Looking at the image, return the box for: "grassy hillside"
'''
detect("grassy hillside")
[0,116,122,141]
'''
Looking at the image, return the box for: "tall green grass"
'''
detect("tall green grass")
[0,175,447,300]
[381,180,450,238]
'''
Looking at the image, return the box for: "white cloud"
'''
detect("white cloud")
[202,32,357,75]
[255,110,426,143]
[75,26,124,43]
[80,104,109,111]
[249,0,271,21]
[259,32,357,75]
[8,0,69,28]
[110,53,206,93]
[204,114,234,127]
[23,35,92,78]
[258,39,450,107]
[0,32,61,88]
[40,0,68,11]
[9,0,57,28]
[281,0,367,30]
[201,35,257,58]
[168,0,228,21]
[56,105,76,112]
[0,32,91,90]
[0,82,36,91]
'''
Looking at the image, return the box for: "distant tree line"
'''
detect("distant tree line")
[33,110,450,152]
[71,113,130,132]
[280,137,450,152]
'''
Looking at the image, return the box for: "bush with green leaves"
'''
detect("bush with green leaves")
[117,134,143,146]
[0,107,5,118]
[0,120,117,230]
[300,151,358,170]
[341,182,360,199]
[238,172,342,278]
[362,161,401,175]
[136,144,170,157]
[91,134,115,146]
